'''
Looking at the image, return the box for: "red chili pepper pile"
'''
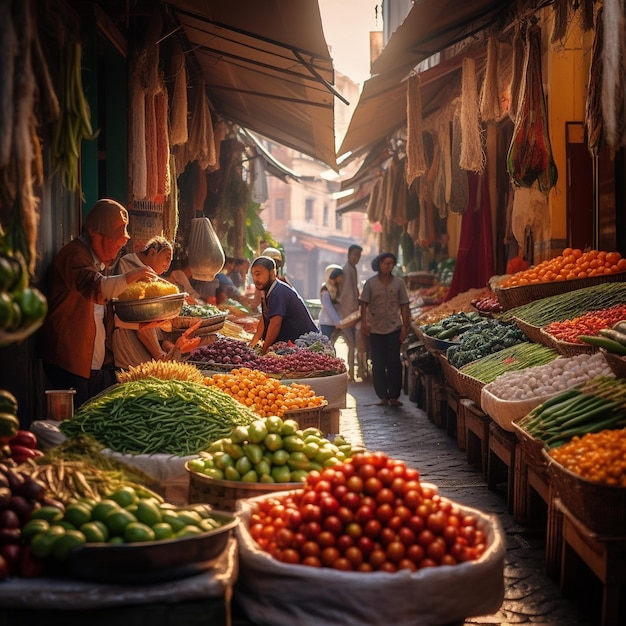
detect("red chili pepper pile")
[543,304,626,343]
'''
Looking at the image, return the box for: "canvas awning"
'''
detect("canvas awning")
[338,49,483,160]
[166,0,339,169]
[370,0,518,77]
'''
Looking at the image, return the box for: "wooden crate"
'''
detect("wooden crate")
[487,421,518,513]
[462,399,490,478]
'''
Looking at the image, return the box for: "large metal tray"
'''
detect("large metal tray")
[113,293,187,323]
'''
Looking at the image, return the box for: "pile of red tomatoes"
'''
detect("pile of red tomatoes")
[248,452,487,573]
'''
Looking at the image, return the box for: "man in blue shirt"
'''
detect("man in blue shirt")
[248,256,317,354]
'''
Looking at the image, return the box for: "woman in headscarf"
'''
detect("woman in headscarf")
[41,199,157,407]
[318,264,344,340]
[359,252,410,407]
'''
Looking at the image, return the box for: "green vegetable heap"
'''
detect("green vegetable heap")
[446,319,526,368]
[60,378,257,456]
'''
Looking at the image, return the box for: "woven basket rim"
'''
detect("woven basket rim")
[600,348,626,378]
[283,401,328,415]
[538,327,598,356]
[186,462,303,490]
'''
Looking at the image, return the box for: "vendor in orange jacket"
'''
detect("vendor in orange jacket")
[40,199,157,407]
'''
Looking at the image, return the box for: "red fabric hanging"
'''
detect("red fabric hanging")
[444,171,494,300]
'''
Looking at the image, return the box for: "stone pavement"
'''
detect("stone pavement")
[338,379,596,626]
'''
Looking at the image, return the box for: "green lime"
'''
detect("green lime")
[200,517,221,532]
[124,522,156,543]
[52,530,86,560]
[272,449,290,466]
[280,419,299,437]
[152,522,174,541]
[241,469,260,482]
[63,502,92,528]
[30,526,66,559]
[263,433,283,452]
[176,510,202,527]
[187,458,205,473]
[108,486,138,508]
[135,499,162,526]
[265,415,283,434]
[80,521,108,543]
[21,518,50,542]
[161,512,186,533]
[91,499,121,523]
[176,525,203,538]
[235,455,252,476]
[224,465,241,481]
[108,536,125,545]
[31,505,64,523]
[104,508,137,537]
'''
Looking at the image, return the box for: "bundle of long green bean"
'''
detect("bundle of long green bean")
[517,376,626,448]
[60,378,257,456]
[459,342,559,383]
[501,282,626,326]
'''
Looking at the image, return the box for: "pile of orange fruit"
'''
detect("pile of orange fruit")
[550,429,626,486]
[499,248,626,288]
[204,367,325,417]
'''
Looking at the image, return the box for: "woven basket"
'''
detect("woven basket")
[171,313,228,329]
[495,271,626,311]
[543,449,626,535]
[421,332,459,355]
[512,317,549,345]
[511,420,550,483]
[456,371,485,406]
[480,386,555,432]
[600,348,626,378]
[283,401,327,430]
[539,328,597,357]
[186,464,302,512]
[437,354,465,397]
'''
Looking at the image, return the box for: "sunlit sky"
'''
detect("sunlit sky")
[318,0,381,83]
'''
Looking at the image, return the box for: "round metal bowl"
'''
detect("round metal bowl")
[63,508,238,584]
[113,292,187,323]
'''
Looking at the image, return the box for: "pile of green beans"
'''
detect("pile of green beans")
[459,342,559,383]
[60,377,257,456]
[502,282,626,326]
[517,376,626,448]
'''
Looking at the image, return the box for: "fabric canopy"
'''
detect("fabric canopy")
[167,0,338,168]
[370,0,517,77]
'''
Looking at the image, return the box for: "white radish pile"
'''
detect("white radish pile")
[485,352,612,401]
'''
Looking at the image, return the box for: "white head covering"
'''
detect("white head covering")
[323,264,343,300]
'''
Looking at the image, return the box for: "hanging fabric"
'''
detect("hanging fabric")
[602,0,625,150]
[480,35,502,123]
[509,22,525,122]
[170,40,188,147]
[450,105,469,214]
[406,73,427,186]
[459,57,485,172]
[586,6,604,156]
[444,172,494,300]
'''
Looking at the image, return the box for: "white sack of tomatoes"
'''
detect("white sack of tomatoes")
[235,452,505,626]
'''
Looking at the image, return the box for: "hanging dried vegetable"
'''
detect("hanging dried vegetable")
[155,89,170,200]
[188,82,217,171]
[506,23,558,194]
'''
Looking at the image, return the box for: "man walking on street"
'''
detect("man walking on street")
[335,244,362,380]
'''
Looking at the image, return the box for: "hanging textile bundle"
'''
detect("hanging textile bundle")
[405,73,427,186]
[130,58,147,201]
[459,57,485,172]
[433,120,451,218]
[479,34,502,123]
[586,6,604,155]
[506,23,558,194]
[155,88,170,199]
[601,0,625,150]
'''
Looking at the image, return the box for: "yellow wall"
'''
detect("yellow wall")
[544,9,593,249]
